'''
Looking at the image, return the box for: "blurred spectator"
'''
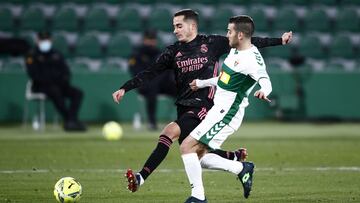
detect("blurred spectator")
[128,29,176,130]
[24,31,86,131]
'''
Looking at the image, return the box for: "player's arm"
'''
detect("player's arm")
[113,46,174,103]
[189,77,218,91]
[251,31,293,48]
[254,77,272,103]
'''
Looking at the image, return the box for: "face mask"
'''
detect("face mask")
[38,40,52,52]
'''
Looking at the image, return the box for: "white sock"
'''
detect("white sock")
[136,173,144,186]
[200,153,243,175]
[181,153,205,200]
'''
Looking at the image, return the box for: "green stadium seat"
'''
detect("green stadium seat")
[101,60,123,71]
[303,9,331,32]
[156,0,185,4]
[335,8,360,32]
[342,0,360,5]
[115,7,142,32]
[312,0,338,5]
[326,60,346,71]
[83,8,111,32]
[76,34,102,58]
[265,44,293,59]
[209,8,234,32]
[52,34,71,58]
[20,7,47,31]
[147,8,172,32]
[281,0,312,5]
[248,8,270,32]
[253,0,278,5]
[272,7,300,32]
[221,0,248,4]
[2,60,24,72]
[68,60,90,73]
[52,7,78,32]
[188,0,216,4]
[328,35,355,59]
[298,35,326,59]
[107,33,132,58]
[0,8,14,32]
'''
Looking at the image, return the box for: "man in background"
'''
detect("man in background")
[25,31,86,132]
[128,29,176,130]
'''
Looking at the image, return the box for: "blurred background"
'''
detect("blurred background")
[0,0,359,126]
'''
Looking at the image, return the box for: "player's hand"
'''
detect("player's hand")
[282,31,293,45]
[254,90,271,103]
[189,80,199,91]
[112,89,126,104]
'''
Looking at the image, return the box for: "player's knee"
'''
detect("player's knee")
[179,140,191,154]
[161,122,180,142]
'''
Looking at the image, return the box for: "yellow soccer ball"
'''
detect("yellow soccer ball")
[102,121,123,140]
[54,177,82,203]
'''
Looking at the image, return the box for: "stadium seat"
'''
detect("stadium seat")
[156,0,184,4]
[272,7,300,32]
[20,7,47,31]
[2,60,24,72]
[52,34,71,58]
[75,34,103,58]
[83,8,111,32]
[248,8,270,32]
[221,0,249,4]
[101,60,123,71]
[335,8,360,32]
[253,0,277,5]
[68,60,90,72]
[328,35,355,59]
[281,0,311,6]
[297,35,326,59]
[147,8,172,32]
[52,7,78,32]
[312,0,338,5]
[303,9,331,32]
[265,44,293,59]
[326,60,346,71]
[209,7,234,33]
[341,0,360,5]
[107,33,132,58]
[0,8,14,32]
[115,7,142,32]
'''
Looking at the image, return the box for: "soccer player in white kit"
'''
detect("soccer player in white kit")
[181,15,272,203]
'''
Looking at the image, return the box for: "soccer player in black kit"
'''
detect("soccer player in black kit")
[113,9,292,194]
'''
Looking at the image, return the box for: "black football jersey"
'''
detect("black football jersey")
[120,34,282,108]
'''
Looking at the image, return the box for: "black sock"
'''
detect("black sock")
[139,135,173,180]
[209,149,236,160]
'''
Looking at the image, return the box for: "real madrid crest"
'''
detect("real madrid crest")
[200,44,208,53]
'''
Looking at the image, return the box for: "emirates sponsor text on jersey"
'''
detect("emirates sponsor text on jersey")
[176,57,208,73]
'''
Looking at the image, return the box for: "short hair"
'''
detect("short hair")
[37,31,51,40]
[228,15,254,38]
[174,9,199,25]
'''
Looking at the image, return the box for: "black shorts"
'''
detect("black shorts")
[175,105,212,144]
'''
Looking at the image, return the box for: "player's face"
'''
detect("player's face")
[226,23,240,48]
[173,16,196,42]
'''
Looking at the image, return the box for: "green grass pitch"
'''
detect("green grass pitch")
[0,122,360,203]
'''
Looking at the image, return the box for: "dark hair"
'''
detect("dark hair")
[228,15,254,38]
[37,31,51,39]
[143,29,157,39]
[174,9,199,24]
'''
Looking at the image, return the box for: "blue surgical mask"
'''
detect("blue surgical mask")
[39,40,52,52]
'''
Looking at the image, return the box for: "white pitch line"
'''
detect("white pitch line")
[1,167,360,174]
